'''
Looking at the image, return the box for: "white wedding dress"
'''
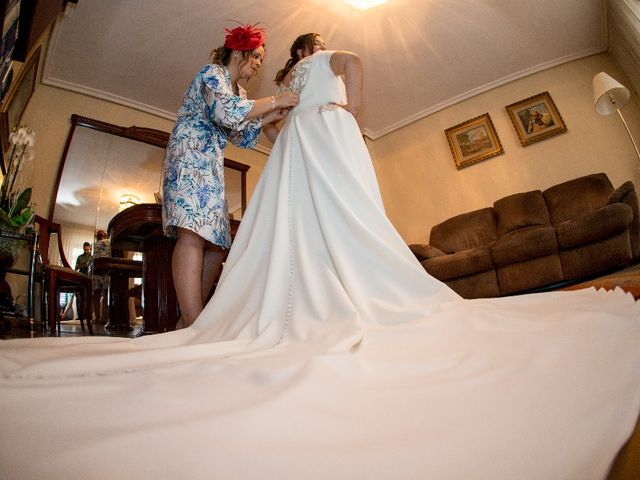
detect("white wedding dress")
[1,51,639,480]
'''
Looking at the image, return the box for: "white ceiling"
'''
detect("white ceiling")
[42,0,607,140]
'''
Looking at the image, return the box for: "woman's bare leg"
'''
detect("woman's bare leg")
[202,247,228,304]
[172,228,205,328]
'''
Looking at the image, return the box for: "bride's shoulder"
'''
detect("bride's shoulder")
[279,51,337,93]
[281,55,314,93]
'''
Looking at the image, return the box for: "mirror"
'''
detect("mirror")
[49,114,249,255]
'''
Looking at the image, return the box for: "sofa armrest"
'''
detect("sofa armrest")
[422,247,494,281]
[408,244,445,262]
[608,181,635,204]
[555,203,633,249]
[609,181,639,258]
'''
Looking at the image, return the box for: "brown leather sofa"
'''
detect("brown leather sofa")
[409,173,639,298]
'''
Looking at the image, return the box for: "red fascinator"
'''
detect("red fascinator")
[224,23,266,51]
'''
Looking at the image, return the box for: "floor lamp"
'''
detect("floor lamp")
[592,72,640,163]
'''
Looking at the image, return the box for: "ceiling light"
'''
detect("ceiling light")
[119,193,140,211]
[344,0,388,10]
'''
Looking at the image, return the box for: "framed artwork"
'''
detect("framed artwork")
[444,113,503,169]
[0,44,39,156]
[505,91,567,146]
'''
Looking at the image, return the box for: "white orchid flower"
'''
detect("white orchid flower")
[24,132,35,146]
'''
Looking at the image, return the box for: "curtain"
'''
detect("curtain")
[608,0,640,98]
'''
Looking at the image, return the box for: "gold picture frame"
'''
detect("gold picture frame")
[445,113,503,169]
[505,91,567,146]
[0,45,40,157]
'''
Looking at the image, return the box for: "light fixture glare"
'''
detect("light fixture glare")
[119,193,141,211]
[344,0,388,10]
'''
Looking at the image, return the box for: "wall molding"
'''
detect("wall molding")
[362,46,607,140]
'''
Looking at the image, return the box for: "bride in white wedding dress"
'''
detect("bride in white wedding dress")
[1,38,639,480]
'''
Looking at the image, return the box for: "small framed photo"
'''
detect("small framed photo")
[444,113,503,169]
[505,91,567,146]
[0,44,40,155]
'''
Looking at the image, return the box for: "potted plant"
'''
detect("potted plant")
[0,126,36,268]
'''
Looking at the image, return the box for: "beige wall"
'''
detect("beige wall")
[369,53,640,244]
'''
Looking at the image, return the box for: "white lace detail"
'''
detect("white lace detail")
[318,104,341,113]
[278,55,313,95]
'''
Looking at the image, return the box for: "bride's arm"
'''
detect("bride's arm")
[262,123,280,144]
[329,51,363,120]
[260,108,290,144]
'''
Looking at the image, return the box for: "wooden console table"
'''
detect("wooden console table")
[108,204,177,334]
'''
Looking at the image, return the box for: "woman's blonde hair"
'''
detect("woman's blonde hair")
[209,46,262,66]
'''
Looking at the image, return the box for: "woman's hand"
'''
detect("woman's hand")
[274,92,299,109]
[248,93,298,121]
[263,108,290,125]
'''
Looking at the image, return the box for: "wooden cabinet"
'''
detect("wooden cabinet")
[0,0,19,101]
[12,0,65,61]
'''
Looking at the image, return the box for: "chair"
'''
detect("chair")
[33,215,93,336]
[92,256,142,330]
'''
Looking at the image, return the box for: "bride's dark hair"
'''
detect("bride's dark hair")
[274,33,320,84]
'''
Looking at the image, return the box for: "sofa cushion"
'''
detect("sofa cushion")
[543,173,614,225]
[558,232,632,279]
[493,190,550,237]
[429,207,497,254]
[408,244,445,262]
[555,203,633,249]
[491,226,558,266]
[446,270,501,299]
[608,181,640,258]
[422,246,494,281]
[608,181,634,204]
[496,254,563,296]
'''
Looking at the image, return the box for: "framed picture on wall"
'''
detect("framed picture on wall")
[444,113,504,169]
[505,91,567,146]
[0,44,39,156]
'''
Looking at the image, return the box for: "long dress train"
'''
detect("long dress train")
[0,51,639,479]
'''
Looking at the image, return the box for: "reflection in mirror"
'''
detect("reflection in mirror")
[53,124,165,230]
[48,114,249,264]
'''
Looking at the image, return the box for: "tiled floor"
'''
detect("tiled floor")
[0,316,143,339]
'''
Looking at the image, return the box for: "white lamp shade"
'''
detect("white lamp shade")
[593,72,631,115]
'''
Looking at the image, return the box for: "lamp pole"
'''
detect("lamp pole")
[607,90,640,163]
[616,109,640,162]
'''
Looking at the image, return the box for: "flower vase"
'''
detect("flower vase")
[0,229,22,269]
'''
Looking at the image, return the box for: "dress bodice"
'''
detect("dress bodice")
[279,51,347,111]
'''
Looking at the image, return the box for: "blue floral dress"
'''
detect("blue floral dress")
[162,64,262,248]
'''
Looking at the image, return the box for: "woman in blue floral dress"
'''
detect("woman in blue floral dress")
[163,23,299,327]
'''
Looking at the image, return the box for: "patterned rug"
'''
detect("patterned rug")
[561,262,640,300]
